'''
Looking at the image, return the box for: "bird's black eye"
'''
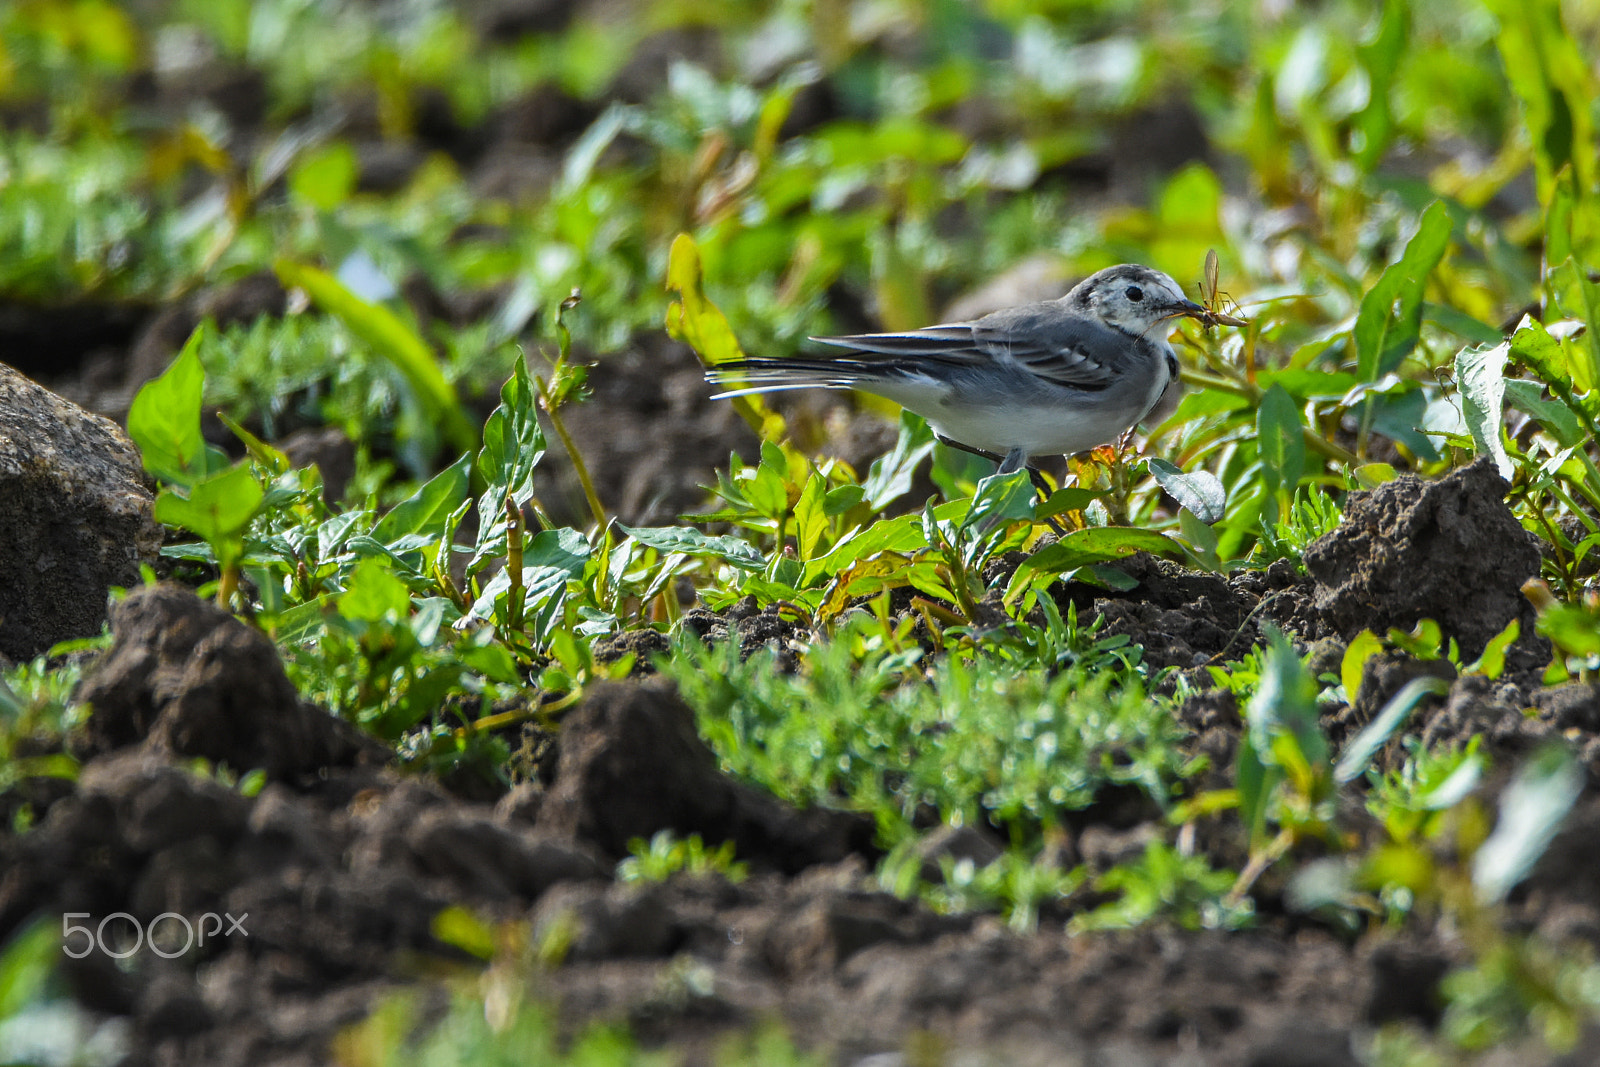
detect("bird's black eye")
[1124,285,1144,302]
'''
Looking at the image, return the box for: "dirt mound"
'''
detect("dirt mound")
[539,680,876,870]
[72,585,385,779]
[1303,458,1541,657]
[0,361,162,660]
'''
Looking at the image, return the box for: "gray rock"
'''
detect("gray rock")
[0,362,161,659]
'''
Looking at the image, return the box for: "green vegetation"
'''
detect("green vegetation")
[5,0,1600,1061]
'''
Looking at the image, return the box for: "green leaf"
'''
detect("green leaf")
[1467,619,1520,680]
[1473,744,1583,904]
[0,920,60,1019]
[127,328,210,487]
[863,411,937,511]
[153,465,265,568]
[288,142,358,212]
[374,453,473,545]
[1454,341,1513,478]
[1423,303,1504,347]
[1145,458,1225,524]
[275,259,475,453]
[1334,676,1451,783]
[963,470,1037,530]
[1246,628,1327,769]
[476,357,547,540]
[1353,200,1451,380]
[1256,384,1305,498]
[339,558,412,623]
[744,441,791,520]
[1036,487,1105,521]
[1548,258,1600,392]
[1341,630,1384,705]
[664,232,747,367]
[618,525,765,570]
[804,500,969,584]
[430,906,496,961]
[1005,528,1182,603]
[1503,379,1585,447]
[794,473,829,561]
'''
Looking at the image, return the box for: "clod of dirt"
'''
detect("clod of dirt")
[1060,553,1267,669]
[539,680,876,871]
[0,362,162,660]
[1303,458,1541,657]
[73,584,385,778]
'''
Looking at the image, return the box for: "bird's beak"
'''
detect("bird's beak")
[1170,297,1248,328]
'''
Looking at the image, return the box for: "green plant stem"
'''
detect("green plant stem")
[505,495,525,631]
[534,375,606,531]
[216,564,239,611]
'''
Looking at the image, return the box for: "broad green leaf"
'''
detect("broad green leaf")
[862,411,937,510]
[664,233,746,366]
[618,525,765,570]
[794,473,829,561]
[1004,528,1182,603]
[1473,744,1583,904]
[1334,675,1451,782]
[275,259,474,453]
[1247,630,1326,769]
[1036,487,1105,521]
[1423,303,1503,347]
[804,500,969,584]
[373,453,473,545]
[1454,341,1512,478]
[963,470,1037,530]
[1366,388,1439,462]
[476,357,547,540]
[1145,458,1225,524]
[1256,384,1305,498]
[339,558,412,623]
[737,449,786,522]
[1353,200,1451,380]
[268,595,335,643]
[1503,379,1585,447]
[127,329,209,487]
[153,465,264,568]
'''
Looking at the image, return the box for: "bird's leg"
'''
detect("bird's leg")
[996,447,1027,475]
[935,436,1063,533]
[935,434,1005,465]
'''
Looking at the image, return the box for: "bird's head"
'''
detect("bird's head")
[1063,264,1242,336]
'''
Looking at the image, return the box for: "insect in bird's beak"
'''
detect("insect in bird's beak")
[1193,248,1249,328]
[1166,298,1249,329]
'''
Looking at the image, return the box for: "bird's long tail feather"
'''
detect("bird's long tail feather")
[706,358,883,399]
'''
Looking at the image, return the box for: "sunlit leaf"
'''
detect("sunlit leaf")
[1334,675,1451,783]
[1146,458,1225,524]
[1354,200,1451,380]
[275,259,475,454]
[1473,744,1583,904]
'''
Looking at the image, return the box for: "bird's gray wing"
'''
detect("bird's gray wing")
[811,301,1135,390]
[967,303,1132,389]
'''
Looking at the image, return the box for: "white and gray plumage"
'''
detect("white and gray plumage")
[709,264,1244,475]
